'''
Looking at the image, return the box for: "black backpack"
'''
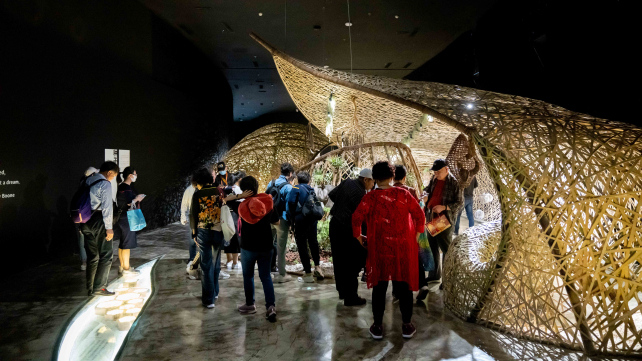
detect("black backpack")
[300,188,324,221]
[266,179,288,214]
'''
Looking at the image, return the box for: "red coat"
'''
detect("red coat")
[352,187,426,291]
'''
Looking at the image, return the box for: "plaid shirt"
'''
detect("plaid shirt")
[423,173,462,224]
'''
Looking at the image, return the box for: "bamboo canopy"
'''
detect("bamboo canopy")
[224,122,329,192]
[251,32,642,356]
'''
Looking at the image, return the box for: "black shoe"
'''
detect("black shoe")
[439,283,444,290]
[344,296,367,306]
[416,287,429,306]
[93,288,115,296]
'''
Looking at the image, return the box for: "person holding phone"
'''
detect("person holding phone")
[114,166,145,276]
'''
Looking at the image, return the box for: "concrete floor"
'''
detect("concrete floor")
[0,223,606,361]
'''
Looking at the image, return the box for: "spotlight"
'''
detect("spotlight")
[258,12,263,16]
[466,103,473,109]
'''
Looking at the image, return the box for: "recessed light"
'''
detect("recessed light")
[345,22,352,27]
[258,12,263,16]
[395,15,399,19]
[466,103,473,109]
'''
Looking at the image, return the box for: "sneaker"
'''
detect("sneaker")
[271,266,278,274]
[80,263,87,271]
[238,304,257,314]
[185,262,191,275]
[94,288,115,296]
[402,323,417,339]
[369,324,383,340]
[344,296,367,306]
[276,274,293,283]
[122,268,140,275]
[205,303,215,309]
[219,271,231,280]
[226,261,233,269]
[313,265,325,280]
[215,295,219,299]
[232,263,239,269]
[118,266,123,275]
[266,305,277,322]
[302,273,315,283]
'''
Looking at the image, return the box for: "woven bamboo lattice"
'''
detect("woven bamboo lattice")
[224,123,330,192]
[297,142,424,191]
[251,32,642,356]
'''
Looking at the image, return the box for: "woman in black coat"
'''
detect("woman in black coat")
[114,167,145,276]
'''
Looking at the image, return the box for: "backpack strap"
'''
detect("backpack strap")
[88,178,109,188]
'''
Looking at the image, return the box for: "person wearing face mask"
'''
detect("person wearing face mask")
[224,171,246,270]
[214,161,232,187]
[80,161,119,296]
[419,159,462,296]
[327,168,374,305]
[114,166,145,276]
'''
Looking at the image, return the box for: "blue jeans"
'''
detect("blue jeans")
[196,229,224,305]
[455,197,474,234]
[240,248,276,309]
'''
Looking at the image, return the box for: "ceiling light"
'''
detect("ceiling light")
[395,15,399,19]
[345,22,352,27]
[258,12,263,16]
[466,103,473,109]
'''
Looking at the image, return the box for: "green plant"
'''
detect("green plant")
[317,219,331,252]
[329,156,344,168]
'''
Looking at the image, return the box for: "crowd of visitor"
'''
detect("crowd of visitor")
[77,155,474,340]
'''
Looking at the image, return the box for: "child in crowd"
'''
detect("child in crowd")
[236,176,279,321]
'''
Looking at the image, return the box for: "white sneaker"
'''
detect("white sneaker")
[226,261,233,269]
[276,274,293,283]
[186,262,191,275]
[219,271,231,280]
[81,263,87,271]
[205,304,215,309]
[302,273,315,283]
[232,263,239,269]
[122,268,140,275]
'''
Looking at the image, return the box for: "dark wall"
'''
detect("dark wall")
[0,1,233,275]
[406,0,636,124]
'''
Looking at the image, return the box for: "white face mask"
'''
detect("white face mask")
[131,175,137,182]
[219,171,226,176]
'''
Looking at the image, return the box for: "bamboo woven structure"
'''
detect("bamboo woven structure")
[297,142,423,191]
[224,122,330,192]
[251,32,642,356]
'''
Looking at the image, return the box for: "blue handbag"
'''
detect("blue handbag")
[127,208,147,232]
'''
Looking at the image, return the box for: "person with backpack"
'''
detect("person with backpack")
[75,166,98,271]
[287,171,324,283]
[236,176,279,321]
[265,163,295,283]
[78,161,120,296]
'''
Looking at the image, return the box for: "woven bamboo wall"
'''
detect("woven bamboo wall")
[251,33,642,356]
[297,142,424,191]
[224,123,329,192]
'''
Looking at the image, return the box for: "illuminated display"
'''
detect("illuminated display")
[53,257,160,361]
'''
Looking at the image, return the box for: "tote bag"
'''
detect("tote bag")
[127,206,147,232]
[220,204,235,246]
[417,231,435,272]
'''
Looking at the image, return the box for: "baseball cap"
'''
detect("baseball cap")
[359,168,373,179]
[430,159,448,171]
[217,162,226,170]
[85,167,99,177]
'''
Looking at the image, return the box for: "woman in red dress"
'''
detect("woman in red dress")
[352,161,426,340]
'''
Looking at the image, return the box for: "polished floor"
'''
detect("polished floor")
[0,223,606,360]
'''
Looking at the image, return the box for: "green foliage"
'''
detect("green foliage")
[329,156,344,168]
[406,172,417,188]
[317,218,331,252]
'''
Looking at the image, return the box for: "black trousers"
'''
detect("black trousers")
[426,229,452,282]
[79,211,113,293]
[293,218,320,274]
[329,219,367,299]
[372,281,413,325]
[418,252,427,289]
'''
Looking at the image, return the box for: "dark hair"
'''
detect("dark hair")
[120,166,136,183]
[394,165,407,181]
[216,161,226,170]
[239,175,259,194]
[296,171,311,184]
[232,170,246,185]
[372,161,395,181]
[280,162,295,176]
[192,168,214,186]
[100,161,120,174]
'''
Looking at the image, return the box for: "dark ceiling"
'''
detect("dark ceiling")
[138,0,496,122]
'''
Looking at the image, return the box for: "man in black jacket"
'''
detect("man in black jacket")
[420,159,462,296]
[328,168,375,306]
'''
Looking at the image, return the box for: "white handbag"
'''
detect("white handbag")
[220,204,236,245]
